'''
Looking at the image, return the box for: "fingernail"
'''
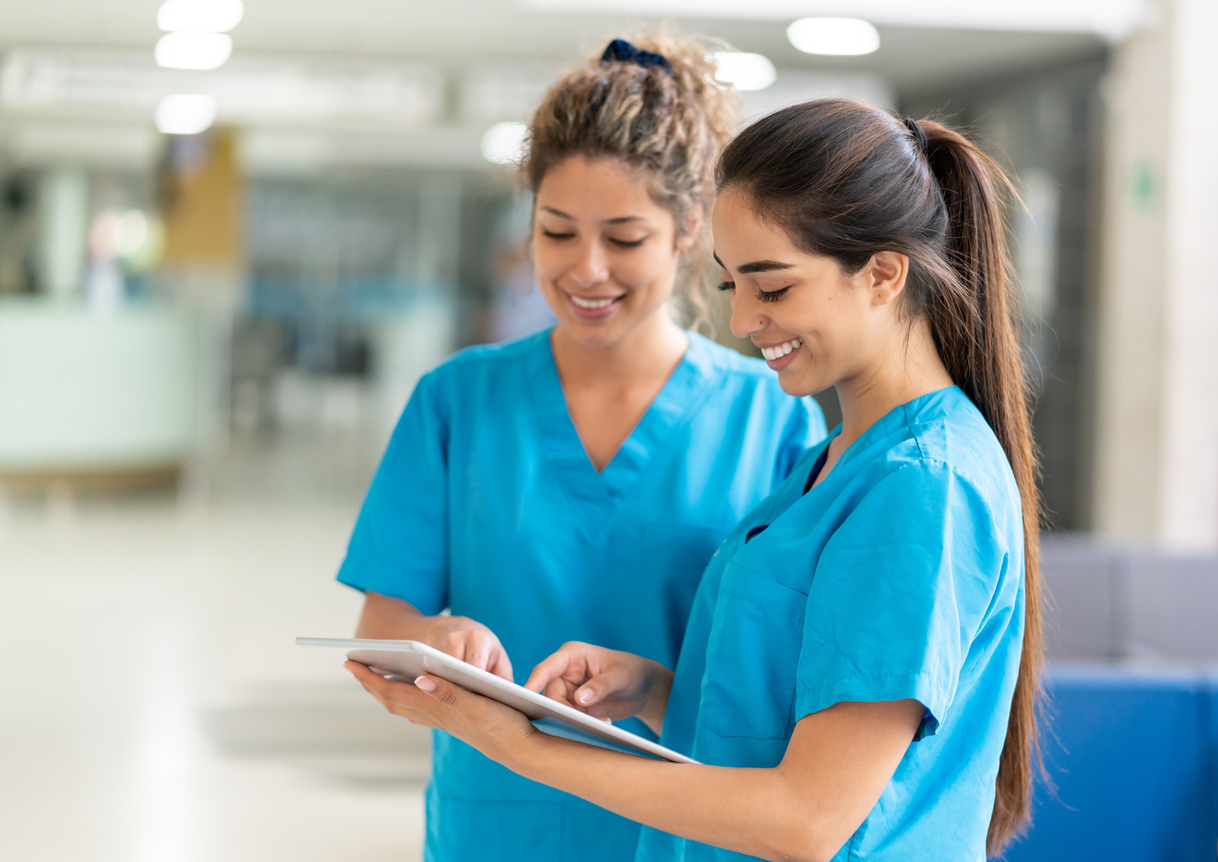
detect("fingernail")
[415,676,436,692]
[577,689,592,704]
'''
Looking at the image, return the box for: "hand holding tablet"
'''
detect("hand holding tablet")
[298,637,697,764]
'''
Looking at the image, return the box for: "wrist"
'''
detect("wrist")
[493,722,547,776]
[640,662,673,732]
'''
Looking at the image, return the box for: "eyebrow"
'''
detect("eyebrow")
[712,251,795,275]
[540,206,644,226]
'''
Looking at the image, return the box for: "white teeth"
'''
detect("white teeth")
[570,294,619,310]
[762,337,804,361]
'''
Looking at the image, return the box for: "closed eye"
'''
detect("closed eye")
[542,230,574,240]
[756,286,791,303]
[610,237,645,248]
[717,280,735,292]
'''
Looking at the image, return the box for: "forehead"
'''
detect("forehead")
[535,155,667,221]
[711,188,802,268]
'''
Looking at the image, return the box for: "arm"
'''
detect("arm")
[511,699,923,862]
[356,591,513,681]
[347,662,922,862]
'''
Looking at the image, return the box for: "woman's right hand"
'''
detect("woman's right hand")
[524,642,672,735]
[357,593,513,681]
[424,615,514,681]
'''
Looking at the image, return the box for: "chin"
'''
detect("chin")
[776,371,827,399]
[562,319,625,349]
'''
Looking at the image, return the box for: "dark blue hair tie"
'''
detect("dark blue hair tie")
[903,117,929,157]
[601,38,672,73]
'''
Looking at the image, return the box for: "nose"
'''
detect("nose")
[568,239,610,288]
[728,286,768,340]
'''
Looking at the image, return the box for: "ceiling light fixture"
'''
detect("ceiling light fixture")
[481,121,528,165]
[157,0,244,33]
[787,18,880,56]
[155,94,218,135]
[712,52,776,92]
[155,32,233,70]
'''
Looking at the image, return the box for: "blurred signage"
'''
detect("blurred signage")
[1,50,444,128]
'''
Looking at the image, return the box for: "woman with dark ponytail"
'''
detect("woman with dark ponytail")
[349,98,1041,862]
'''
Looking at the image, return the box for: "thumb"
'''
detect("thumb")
[415,674,460,706]
[574,664,630,707]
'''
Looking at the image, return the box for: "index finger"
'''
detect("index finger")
[524,649,574,693]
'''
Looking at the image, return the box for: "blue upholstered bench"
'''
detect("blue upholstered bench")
[1002,665,1218,862]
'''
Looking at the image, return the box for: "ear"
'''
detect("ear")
[867,251,909,308]
[675,205,704,254]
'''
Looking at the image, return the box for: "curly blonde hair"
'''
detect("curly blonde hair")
[520,33,741,332]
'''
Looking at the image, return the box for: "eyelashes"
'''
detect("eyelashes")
[756,287,790,303]
[716,281,791,303]
[540,230,644,248]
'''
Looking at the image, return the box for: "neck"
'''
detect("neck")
[834,317,954,449]
[551,309,689,389]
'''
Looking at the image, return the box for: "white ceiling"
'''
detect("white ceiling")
[0,1,1111,84]
[0,1,1113,172]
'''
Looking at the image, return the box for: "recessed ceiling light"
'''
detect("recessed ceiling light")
[712,52,776,92]
[155,94,218,135]
[157,0,244,33]
[787,18,880,56]
[155,32,233,70]
[481,121,528,165]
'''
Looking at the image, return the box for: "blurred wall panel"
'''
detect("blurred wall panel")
[1093,0,1218,550]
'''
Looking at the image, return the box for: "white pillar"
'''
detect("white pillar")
[38,168,90,300]
[1092,0,1218,550]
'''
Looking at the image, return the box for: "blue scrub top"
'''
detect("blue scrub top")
[638,386,1025,862]
[338,329,826,862]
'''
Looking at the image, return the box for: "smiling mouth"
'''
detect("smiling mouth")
[568,293,624,310]
[759,337,803,361]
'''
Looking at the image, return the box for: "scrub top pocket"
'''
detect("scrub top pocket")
[701,562,807,741]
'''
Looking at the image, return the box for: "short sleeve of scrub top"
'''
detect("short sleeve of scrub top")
[795,460,1015,739]
[340,370,450,614]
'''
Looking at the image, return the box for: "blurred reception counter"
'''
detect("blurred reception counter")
[0,299,201,489]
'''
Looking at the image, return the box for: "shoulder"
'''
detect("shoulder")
[845,394,1020,558]
[903,388,1020,517]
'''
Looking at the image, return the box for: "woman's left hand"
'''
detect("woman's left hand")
[345,661,538,763]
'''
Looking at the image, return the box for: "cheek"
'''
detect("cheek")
[624,246,678,296]
[530,241,563,284]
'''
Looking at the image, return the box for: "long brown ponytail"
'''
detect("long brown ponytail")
[717,99,1042,855]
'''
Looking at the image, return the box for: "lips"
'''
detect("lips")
[759,337,803,361]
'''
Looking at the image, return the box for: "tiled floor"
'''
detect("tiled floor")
[0,438,429,862]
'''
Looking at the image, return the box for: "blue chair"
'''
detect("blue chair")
[1002,666,1218,862]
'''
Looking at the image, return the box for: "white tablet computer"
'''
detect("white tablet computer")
[297,637,698,764]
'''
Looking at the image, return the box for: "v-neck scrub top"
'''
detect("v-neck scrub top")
[337,329,826,862]
[637,386,1025,862]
